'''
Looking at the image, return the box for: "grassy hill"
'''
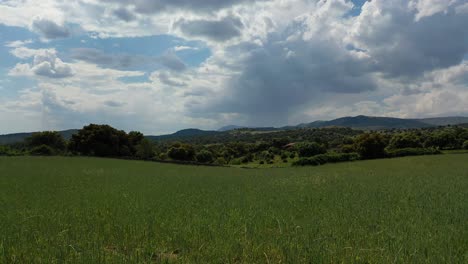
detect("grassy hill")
[1,155,466,263]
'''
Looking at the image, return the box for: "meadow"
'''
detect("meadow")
[0,155,467,263]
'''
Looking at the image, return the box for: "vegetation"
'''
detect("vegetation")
[1,123,468,167]
[293,153,360,166]
[1,155,467,263]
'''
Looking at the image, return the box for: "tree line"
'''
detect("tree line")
[1,123,468,167]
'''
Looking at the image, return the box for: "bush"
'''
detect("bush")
[135,139,155,160]
[388,133,423,149]
[297,142,326,157]
[168,144,195,161]
[293,153,360,166]
[354,133,387,159]
[214,157,227,165]
[30,145,56,156]
[0,145,21,156]
[463,141,468,150]
[386,148,441,158]
[196,150,214,163]
[26,131,66,151]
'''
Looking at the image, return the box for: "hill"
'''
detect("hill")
[146,128,220,141]
[418,116,468,126]
[0,129,78,145]
[300,116,431,130]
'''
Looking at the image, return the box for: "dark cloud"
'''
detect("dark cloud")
[175,16,243,42]
[193,30,377,125]
[104,0,269,14]
[189,1,468,126]
[113,7,137,22]
[353,2,468,78]
[32,18,70,39]
[104,100,126,107]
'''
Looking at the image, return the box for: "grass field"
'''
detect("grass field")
[1,155,467,263]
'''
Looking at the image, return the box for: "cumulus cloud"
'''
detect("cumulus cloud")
[31,18,70,39]
[1,0,468,133]
[174,15,244,42]
[9,49,74,79]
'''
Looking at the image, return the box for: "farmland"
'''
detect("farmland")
[1,155,467,263]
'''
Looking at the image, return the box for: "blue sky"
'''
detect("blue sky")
[0,0,467,134]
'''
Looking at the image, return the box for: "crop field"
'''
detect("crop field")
[0,155,467,263]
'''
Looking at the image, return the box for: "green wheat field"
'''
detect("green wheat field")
[1,155,467,263]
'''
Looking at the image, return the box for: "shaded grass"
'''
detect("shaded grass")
[0,155,467,263]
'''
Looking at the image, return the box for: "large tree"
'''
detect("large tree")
[69,124,134,157]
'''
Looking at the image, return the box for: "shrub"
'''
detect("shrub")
[296,142,326,158]
[136,139,155,160]
[463,140,468,150]
[354,133,387,159]
[196,150,214,163]
[26,131,66,151]
[293,153,360,166]
[0,145,21,156]
[386,148,441,158]
[388,133,423,149]
[214,157,227,165]
[30,145,55,156]
[168,145,195,161]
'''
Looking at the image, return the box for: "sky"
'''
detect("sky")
[0,0,467,135]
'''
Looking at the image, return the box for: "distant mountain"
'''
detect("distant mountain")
[418,117,468,126]
[0,129,79,145]
[218,125,248,132]
[299,116,431,130]
[2,116,468,144]
[147,129,220,141]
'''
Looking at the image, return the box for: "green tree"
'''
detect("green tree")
[167,143,195,161]
[136,138,155,160]
[297,142,326,158]
[26,131,66,152]
[354,133,387,159]
[68,124,133,157]
[388,132,422,149]
[196,150,214,163]
[463,140,468,150]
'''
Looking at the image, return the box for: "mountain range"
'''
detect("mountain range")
[1,116,468,144]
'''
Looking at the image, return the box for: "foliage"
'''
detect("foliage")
[386,148,441,158]
[196,150,214,164]
[0,145,22,156]
[354,133,388,159]
[388,132,423,149]
[29,144,56,156]
[463,140,468,150]
[296,142,326,157]
[68,124,137,157]
[26,131,66,152]
[135,139,155,160]
[167,143,195,161]
[293,153,360,166]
